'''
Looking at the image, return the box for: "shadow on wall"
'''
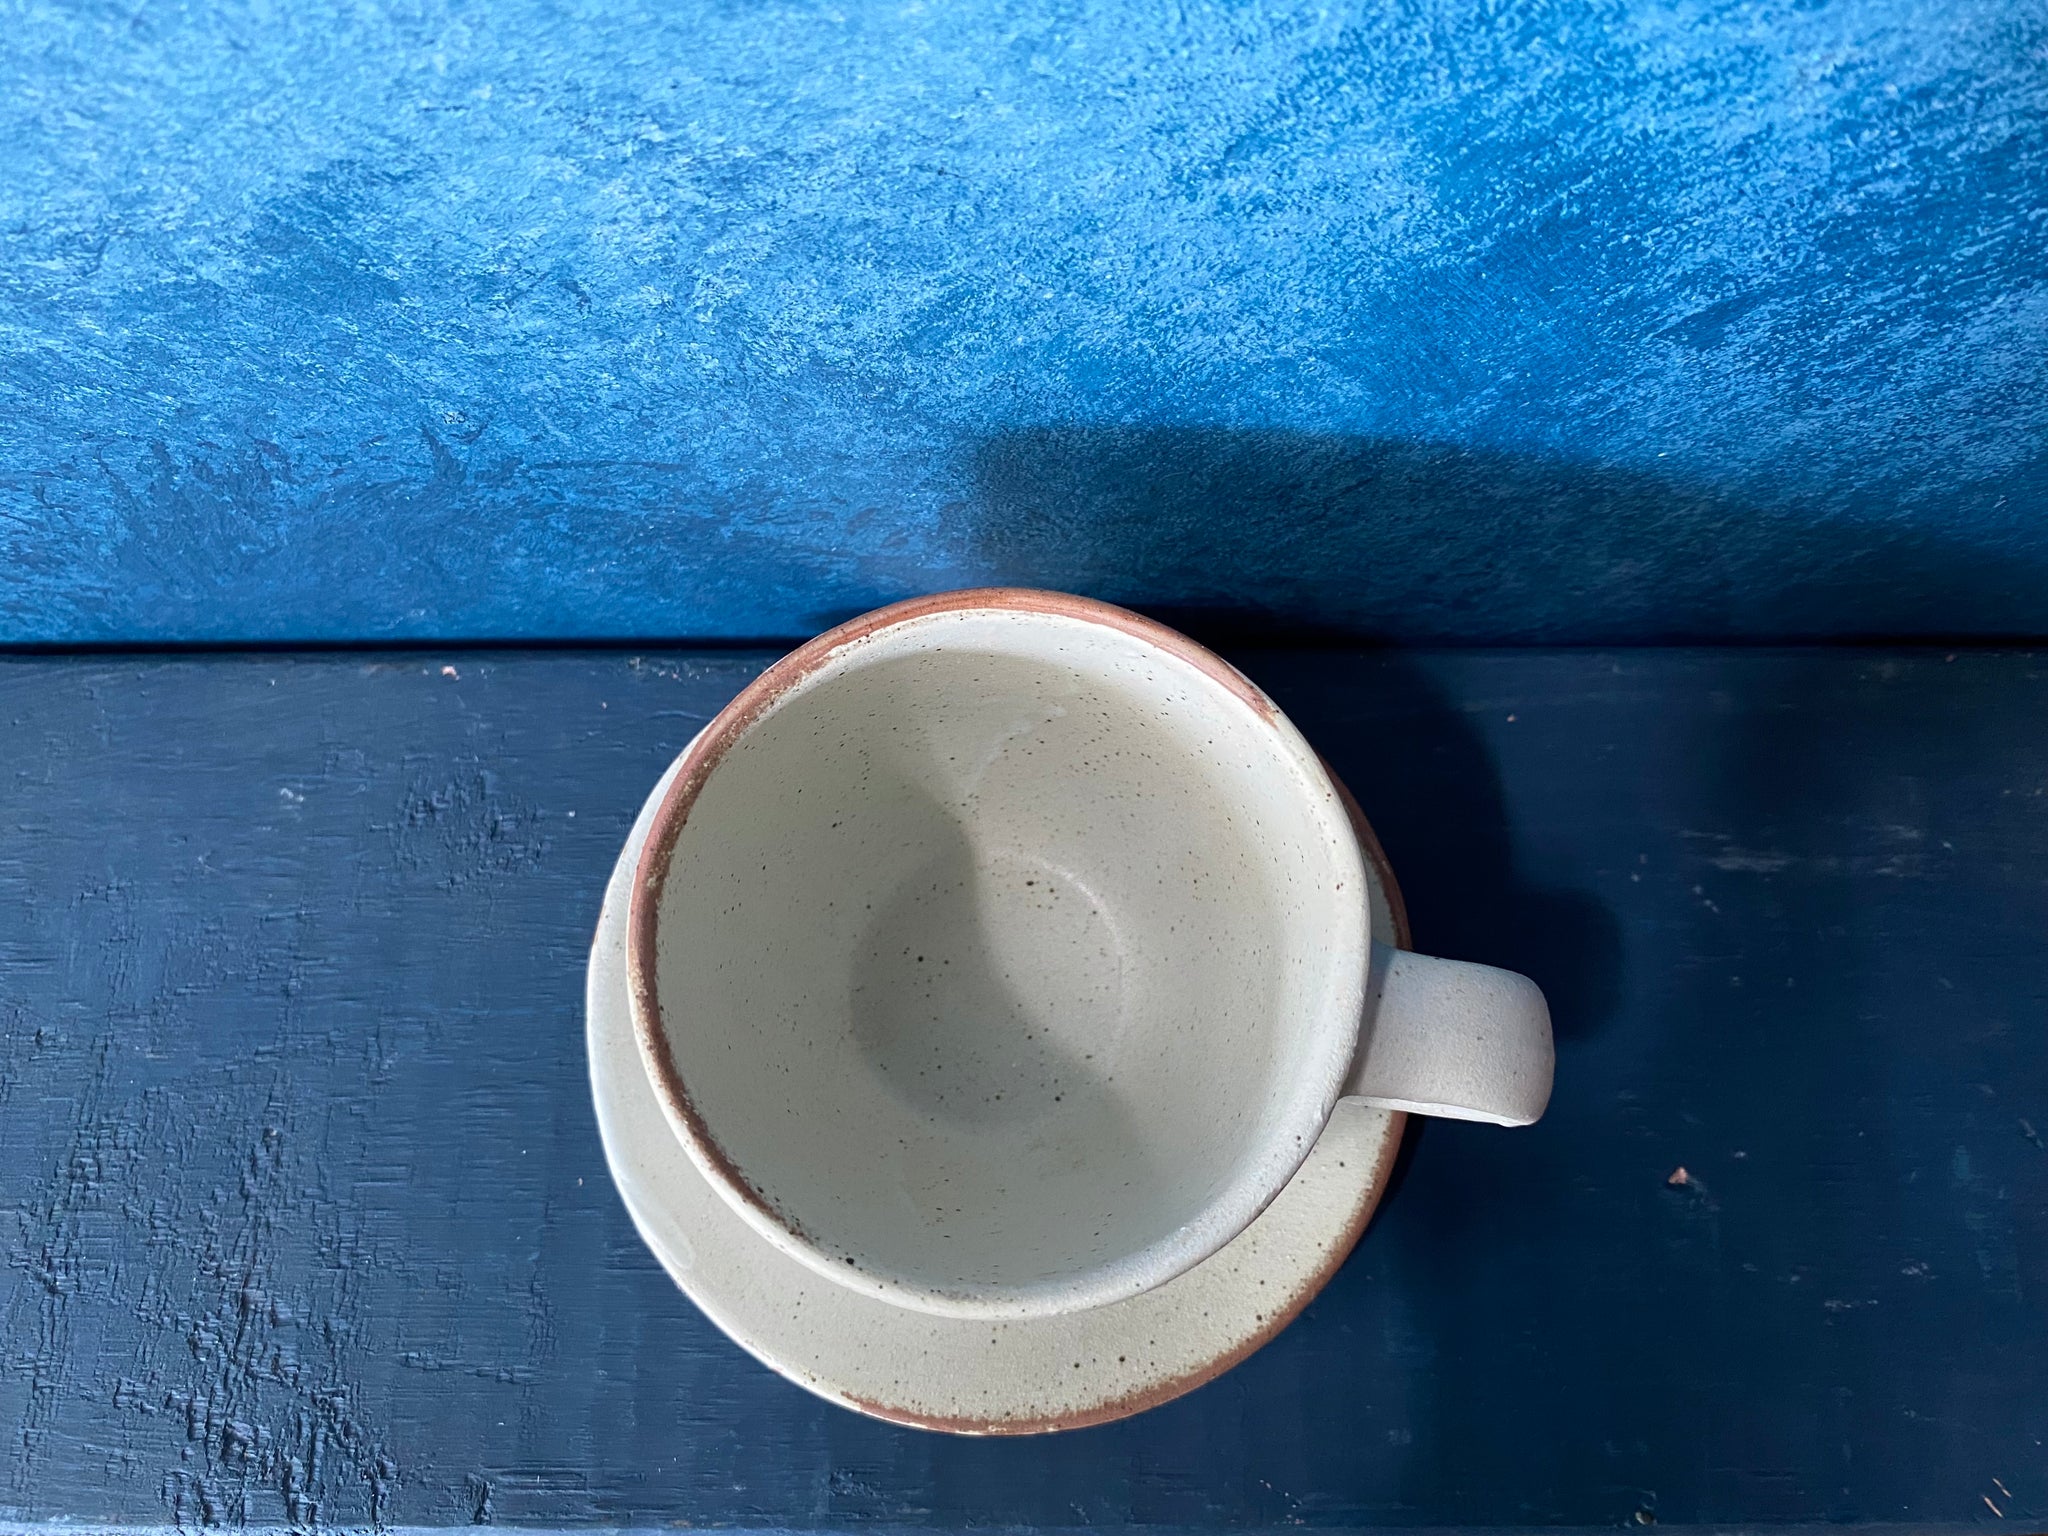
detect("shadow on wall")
[812,432,2048,1517]
[946,424,2035,1513]
[967,426,2048,643]
[947,419,2048,1051]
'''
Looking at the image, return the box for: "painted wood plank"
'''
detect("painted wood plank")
[1,649,2044,1527]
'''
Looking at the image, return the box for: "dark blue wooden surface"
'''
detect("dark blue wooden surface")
[2,648,2043,1528]
[4,0,2046,645]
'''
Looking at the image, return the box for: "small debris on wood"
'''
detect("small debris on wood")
[441,665,459,679]
[1663,1164,1718,1210]
[1983,1494,2003,1517]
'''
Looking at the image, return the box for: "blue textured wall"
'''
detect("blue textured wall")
[3,0,2044,643]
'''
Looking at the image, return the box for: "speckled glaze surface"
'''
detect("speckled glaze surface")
[622,591,1549,1322]
[589,746,1410,1433]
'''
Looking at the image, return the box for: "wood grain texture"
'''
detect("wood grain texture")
[2,649,2044,1527]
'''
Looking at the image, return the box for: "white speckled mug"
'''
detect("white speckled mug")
[628,590,1552,1320]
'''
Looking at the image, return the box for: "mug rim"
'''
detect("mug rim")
[626,587,1373,1315]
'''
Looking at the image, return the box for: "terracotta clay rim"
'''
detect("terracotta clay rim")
[624,586,1402,1318]
[593,765,1410,1436]
[839,782,1411,1436]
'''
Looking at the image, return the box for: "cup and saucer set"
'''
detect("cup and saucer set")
[587,590,1552,1433]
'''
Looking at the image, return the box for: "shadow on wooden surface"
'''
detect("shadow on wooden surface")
[0,649,2044,1528]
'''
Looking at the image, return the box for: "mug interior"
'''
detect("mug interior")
[639,601,1368,1315]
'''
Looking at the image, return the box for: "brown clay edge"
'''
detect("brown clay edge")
[625,588,1291,1246]
[844,1086,1407,1436]
[842,763,1414,1436]
[1327,759,1414,949]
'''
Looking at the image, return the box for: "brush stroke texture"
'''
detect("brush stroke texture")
[1,0,2044,641]
[3,650,2045,1523]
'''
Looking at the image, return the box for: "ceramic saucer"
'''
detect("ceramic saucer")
[588,753,1410,1434]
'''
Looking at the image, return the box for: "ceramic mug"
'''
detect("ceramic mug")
[628,590,1552,1321]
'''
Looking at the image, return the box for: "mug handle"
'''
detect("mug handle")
[1341,940,1555,1127]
